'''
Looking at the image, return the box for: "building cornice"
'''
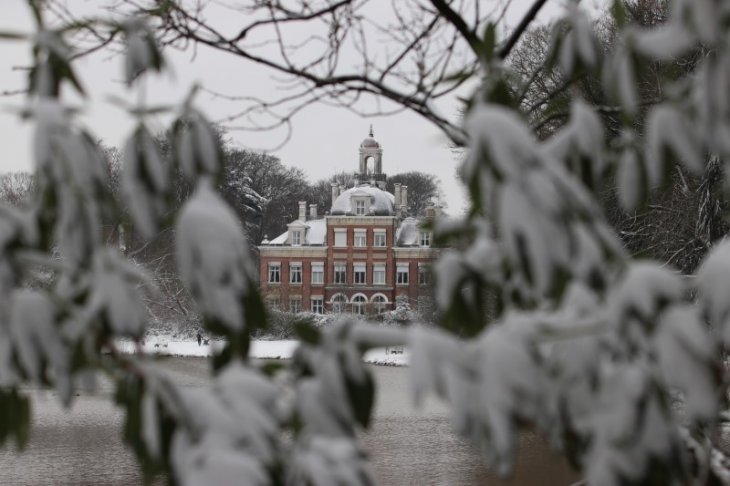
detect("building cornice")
[259,247,328,257]
[393,247,440,258]
[325,216,397,225]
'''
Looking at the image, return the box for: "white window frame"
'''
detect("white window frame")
[354,229,367,248]
[355,199,367,215]
[331,294,347,313]
[419,231,431,247]
[268,262,281,283]
[290,297,302,313]
[351,294,367,315]
[396,263,409,285]
[371,294,388,314]
[334,262,347,284]
[266,296,281,310]
[334,228,347,247]
[291,230,302,246]
[373,264,386,285]
[311,262,324,284]
[354,263,366,285]
[290,263,302,284]
[373,230,386,247]
[418,264,431,285]
[311,297,324,314]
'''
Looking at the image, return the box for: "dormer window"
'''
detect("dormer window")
[419,231,431,247]
[291,230,302,246]
[355,199,366,215]
[351,194,370,216]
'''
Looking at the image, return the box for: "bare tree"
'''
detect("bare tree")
[46,0,523,146]
[0,172,34,207]
[386,171,443,216]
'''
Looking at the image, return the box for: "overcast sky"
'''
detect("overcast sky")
[0,0,591,214]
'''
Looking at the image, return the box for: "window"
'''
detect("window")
[355,199,366,215]
[420,231,431,247]
[373,264,386,285]
[334,229,347,247]
[372,294,388,314]
[418,264,431,285]
[352,294,367,315]
[396,263,409,285]
[332,294,347,313]
[291,230,302,246]
[334,263,346,284]
[311,298,323,314]
[290,298,301,313]
[290,263,302,284]
[354,263,366,284]
[311,262,324,284]
[374,230,386,247]
[354,229,366,247]
[268,263,280,283]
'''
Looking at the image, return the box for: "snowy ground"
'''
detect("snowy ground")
[117,337,409,366]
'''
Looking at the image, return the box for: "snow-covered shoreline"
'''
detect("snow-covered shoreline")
[117,338,409,366]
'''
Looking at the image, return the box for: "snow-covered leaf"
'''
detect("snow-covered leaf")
[654,304,718,422]
[123,18,165,85]
[617,146,645,210]
[542,100,605,185]
[607,263,684,337]
[603,46,638,116]
[9,290,66,384]
[175,178,253,332]
[84,249,151,338]
[697,241,730,343]
[555,6,601,76]
[122,124,168,239]
[173,108,221,180]
[585,363,685,484]
[646,105,704,182]
[289,436,373,486]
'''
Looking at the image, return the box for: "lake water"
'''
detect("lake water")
[0,358,578,485]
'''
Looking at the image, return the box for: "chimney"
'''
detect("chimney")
[401,185,408,208]
[298,201,307,222]
[394,183,402,207]
[425,202,435,218]
[309,204,318,219]
[331,183,338,206]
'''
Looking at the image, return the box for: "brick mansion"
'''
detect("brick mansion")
[258,128,439,315]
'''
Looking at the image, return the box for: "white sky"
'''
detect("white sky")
[0,0,586,214]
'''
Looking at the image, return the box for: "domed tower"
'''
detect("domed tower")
[358,125,386,189]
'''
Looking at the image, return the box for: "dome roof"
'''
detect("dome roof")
[359,125,381,149]
[331,184,395,216]
[360,136,380,149]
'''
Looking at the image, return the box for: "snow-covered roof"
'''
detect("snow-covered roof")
[331,184,395,216]
[266,219,327,245]
[395,217,420,246]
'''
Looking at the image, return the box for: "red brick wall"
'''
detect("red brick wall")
[260,218,436,314]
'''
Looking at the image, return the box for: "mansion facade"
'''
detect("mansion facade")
[258,128,439,315]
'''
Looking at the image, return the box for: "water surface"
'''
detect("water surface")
[0,359,578,485]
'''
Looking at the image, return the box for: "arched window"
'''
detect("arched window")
[351,294,367,315]
[371,294,388,314]
[366,156,375,175]
[331,294,347,314]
